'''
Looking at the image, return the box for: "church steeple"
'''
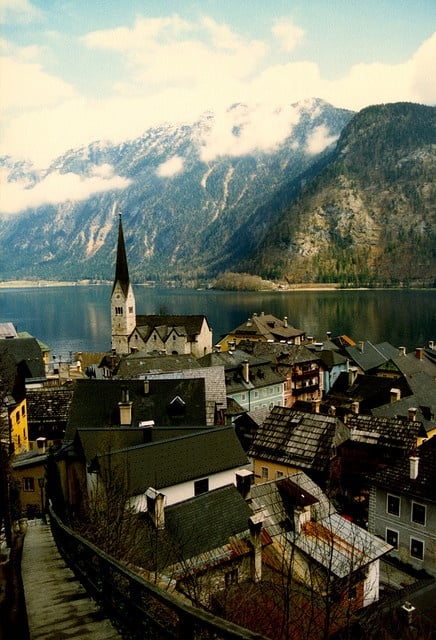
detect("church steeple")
[112,212,130,297]
[111,210,136,355]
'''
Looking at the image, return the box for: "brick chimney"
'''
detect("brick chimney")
[415,347,424,360]
[409,454,419,480]
[312,399,321,414]
[390,388,401,403]
[118,387,133,426]
[242,360,250,384]
[236,469,253,500]
[408,407,417,422]
[146,488,165,529]
[248,513,263,583]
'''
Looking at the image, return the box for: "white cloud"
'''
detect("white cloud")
[156,156,184,178]
[0,13,434,169]
[0,0,42,24]
[272,19,305,52]
[306,125,338,155]
[0,165,132,215]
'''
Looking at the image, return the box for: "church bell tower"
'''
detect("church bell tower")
[111,211,136,354]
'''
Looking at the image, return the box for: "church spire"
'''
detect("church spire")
[113,212,130,296]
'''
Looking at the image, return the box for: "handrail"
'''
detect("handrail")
[49,507,267,639]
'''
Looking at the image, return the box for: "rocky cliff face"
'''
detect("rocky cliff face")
[245,102,435,285]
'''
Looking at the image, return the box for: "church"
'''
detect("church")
[111,214,213,358]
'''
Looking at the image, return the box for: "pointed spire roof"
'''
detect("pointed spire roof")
[112,212,130,296]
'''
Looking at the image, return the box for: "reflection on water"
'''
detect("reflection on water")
[0,286,435,357]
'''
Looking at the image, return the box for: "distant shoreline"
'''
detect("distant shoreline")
[0,280,433,292]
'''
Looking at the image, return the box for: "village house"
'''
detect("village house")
[137,484,271,607]
[217,312,306,352]
[248,405,348,490]
[198,349,285,415]
[111,214,212,357]
[250,472,392,613]
[368,435,436,576]
[12,449,48,518]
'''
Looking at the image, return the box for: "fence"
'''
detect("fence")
[49,507,267,640]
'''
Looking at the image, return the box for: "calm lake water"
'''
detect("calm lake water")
[1,286,435,359]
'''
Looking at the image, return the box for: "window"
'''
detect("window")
[386,528,399,549]
[115,306,123,315]
[194,478,209,496]
[387,494,400,516]
[410,538,424,560]
[16,411,20,423]
[128,306,133,313]
[22,406,26,416]
[23,477,35,492]
[276,471,284,479]
[261,467,269,480]
[411,502,426,526]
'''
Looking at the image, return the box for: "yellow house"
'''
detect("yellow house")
[8,398,29,455]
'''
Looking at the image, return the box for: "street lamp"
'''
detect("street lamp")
[38,476,46,523]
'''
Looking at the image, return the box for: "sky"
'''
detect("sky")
[0,0,435,214]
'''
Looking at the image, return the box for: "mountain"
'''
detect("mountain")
[243,102,435,286]
[0,101,434,286]
[0,100,352,283]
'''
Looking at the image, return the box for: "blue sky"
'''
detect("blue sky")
[0,0,434,213]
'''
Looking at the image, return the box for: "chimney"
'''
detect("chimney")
[415,347,424,360]
[401,601,416,626]
[429,341,434,350]
[326,331,332,340]
[248,513,263,583]
[118,386,133,426]
[235,469,253,500]
[390,388,401,403]
[351,401,360,415]
[398,346,406,356]
[348,367,358,385]
[283,316,288,328]
[146,488,165,529]
[143,379,150,395]
[139,420,154,443]
[359,341,364,353]
[409,454,419,480]
[242,360,250,383]
[306,336,314,344]
[408,407,417,422]
[312,399,321,414]
[328,405,336,417]
[36,437,47,454]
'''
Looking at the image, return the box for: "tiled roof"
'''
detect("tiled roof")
[251,472,391,577]
[346,414,425,450]
[370,435,436,503]
[26,388,73,425]
[95,426,249,495]
[231,313,305,342]
[327,372,412,412]
[65,378,207,439]
[251,343,319,366]
[249,406,347,473]
[116,353,199,378]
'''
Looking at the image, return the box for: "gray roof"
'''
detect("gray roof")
[251,342,320,366]
[345,341,398,372]
[115,353,200,378]
[164,484,253,560]
[249,407,347,474]
[0,337,46,382]
[65,378,208,439]
[251,473,391,578]
[26,388,73,426]
[346,414,425,449]
[135,315,210,341]
[230,313,305,342]
[0,322,18,339]
[95,426,249,495]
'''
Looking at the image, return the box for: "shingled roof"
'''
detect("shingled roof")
[370,435,436,503]
[94,426,249,495]
[230,313,305,343]
[0,337,46,383]
[346,414,425,451]
[249,406,347,475]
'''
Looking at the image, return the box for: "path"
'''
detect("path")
[21,519,122,639]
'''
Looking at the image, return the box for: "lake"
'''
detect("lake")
[0,285,435,359]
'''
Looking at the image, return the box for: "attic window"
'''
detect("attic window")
[168,395,186,417]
